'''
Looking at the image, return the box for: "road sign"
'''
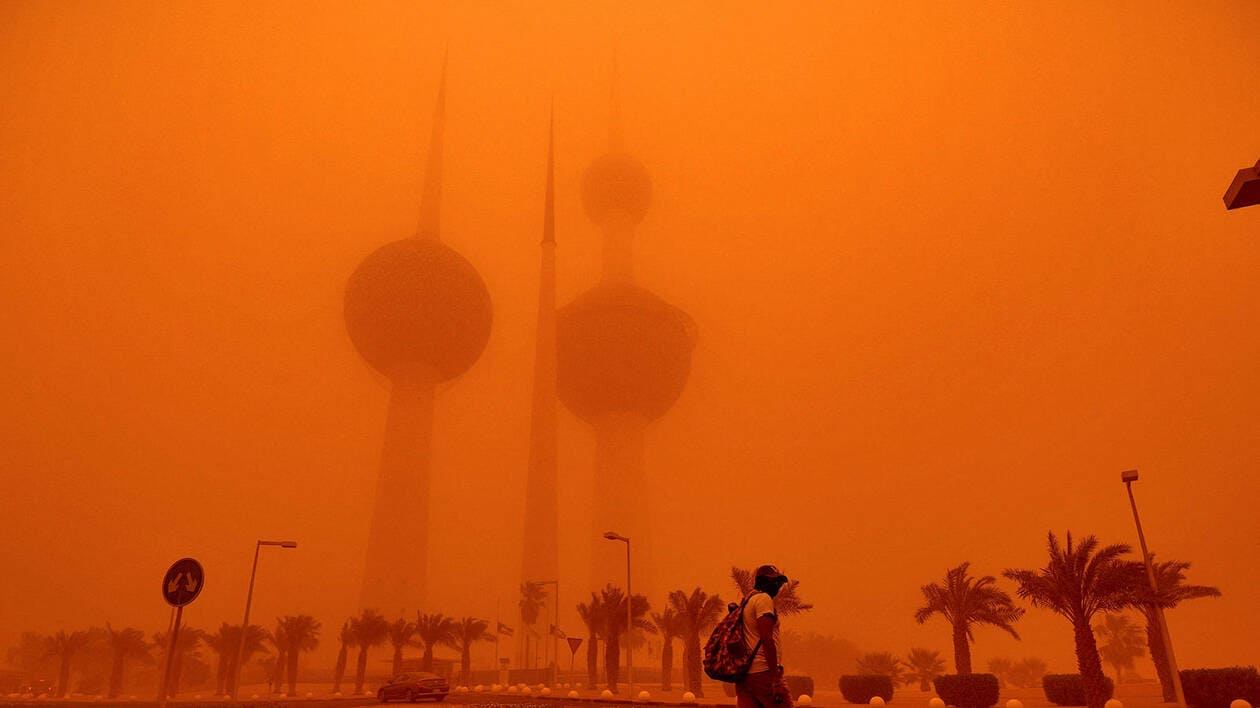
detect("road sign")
[566,637,583,654]
[162,558,204,607]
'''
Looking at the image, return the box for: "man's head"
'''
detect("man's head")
[754,564,789,597]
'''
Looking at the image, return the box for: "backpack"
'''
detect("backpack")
[702,592,764,682]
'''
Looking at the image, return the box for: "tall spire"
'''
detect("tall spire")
[609,47,624,152]
[543,103,555,244]
[417,52,447,240]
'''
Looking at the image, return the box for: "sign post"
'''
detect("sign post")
[158,558,204,708]
[566,637,583,674]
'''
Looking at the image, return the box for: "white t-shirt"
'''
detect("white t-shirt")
[741,591,780,675]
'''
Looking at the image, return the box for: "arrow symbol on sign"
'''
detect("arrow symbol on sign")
[185,575,198,592]
[167,573,184,594]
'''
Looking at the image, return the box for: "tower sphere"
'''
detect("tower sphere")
[581,152,653,226]
[344,237,492,381]
[556,282,696,421]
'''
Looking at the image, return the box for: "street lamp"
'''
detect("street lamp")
[1121,471,1185,708]
[231,540,297,699]
[602,531,632,696]
[1223,158,1260,210]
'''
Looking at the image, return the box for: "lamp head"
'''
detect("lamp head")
[1224,159,1260,210]
[603,531,627,542]
[280,541,298,548]
[1121,470,1139,483]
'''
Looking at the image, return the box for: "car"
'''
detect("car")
[377,672,449,703]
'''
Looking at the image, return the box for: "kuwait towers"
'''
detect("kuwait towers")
[557,78,697,595]
[344,63,493,613]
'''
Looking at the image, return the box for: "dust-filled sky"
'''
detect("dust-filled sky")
[2,0,1259,678]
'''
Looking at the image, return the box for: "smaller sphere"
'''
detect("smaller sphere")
[682,692,697,703]
[305,693,313,698]
[541,688,551,696]
[798,696,813,705]
[1230,701,1252,708]
[601,689,615,698]
[638,690,651,700]
[507,686,518,693]
[581,153,653,226]
[929,698,946,708]
[474,685,483,692]
[871,698,886,707]
[577,683,584,688]
[1104,700,1123,708]
[1007,700,1024,708]
[569,691,580,699]
[251,695,260,700]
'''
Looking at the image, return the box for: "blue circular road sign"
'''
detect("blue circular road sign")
[162,558,204,607]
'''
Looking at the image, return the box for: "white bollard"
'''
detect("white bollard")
[798,696,813,705]
[871,698,886,707]
[1230,701,1252,708]
[569,691,581,699]
[638,690,651,700]
[601,689,614,698]
[1008,700,1025,708]
[541,688,551,696]
[1104,699,1123,708]
[682,691,697,703]
[929,698,946,708]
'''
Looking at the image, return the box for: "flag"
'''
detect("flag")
[549,624,566,640]
[497,622,514,637]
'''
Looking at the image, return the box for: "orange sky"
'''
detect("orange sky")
[2,0,1259,679]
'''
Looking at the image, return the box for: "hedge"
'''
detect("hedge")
[840,675,894,703]
[1042,674,1114,706]
[933,674,1000,708]
[1180,667,1260,708]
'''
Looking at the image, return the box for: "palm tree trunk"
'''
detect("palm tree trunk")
[1073,619,1109,708]
[686,634,704,697]
[605,633,621,692]
[333,645,347,694]
[171,651,185,696]
[660,638,672,691]
[287,647,300,696]
[422,646,434,672]
[393,645,403,677]
[952,624,972,674]
[461,647,471,686]
[274,649,286,693]
[355,647,369,694]
[1144,611,1175,702]
[56,655,71,698]
[108,656,124,699]
[215,654,229,695]
[586,636,598,687]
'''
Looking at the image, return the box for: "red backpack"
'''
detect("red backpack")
[703,592,764,682]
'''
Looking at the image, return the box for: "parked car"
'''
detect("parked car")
[378,672,448,702]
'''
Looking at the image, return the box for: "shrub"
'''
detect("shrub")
[1180,667,1260,708]
[1042,674,1114,706]
[786,675,815,699]
[934,674,1000,708]
[840,675,893,703]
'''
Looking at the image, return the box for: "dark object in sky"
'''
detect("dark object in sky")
[1223,159,1260,210]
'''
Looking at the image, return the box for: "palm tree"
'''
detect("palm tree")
[204,623,259,696]
[1004,532,1144,708]
[856,652,907,687]
[414,613,458,672]
[519,582,549,668]
[104,625,150,698]
[332,620,352,694]
[914,562,1024,674]
[905,648,946,691]
[1009,657,1048,688]
[602,585,655,693]
[668,587,724,697]
[45,630,94,697]
[152,626,204,698]
[386,618,415,677]
[576,594,605,687]
[351,609,389,695]
[730,567,812,615]
[1092,613,1145,684]
[650,607,684,691]
[987,657,1013,688]
[270,620,288,694]
[452,618,494,686]
[1132,557,1220,702]
[276,615,320,696]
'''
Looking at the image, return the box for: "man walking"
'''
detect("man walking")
[737,565,793,708]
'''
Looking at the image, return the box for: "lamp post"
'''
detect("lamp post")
[231,540,297,699]
[603,531,632,696]
[533,579,560,683]
[1121,471,1185,708]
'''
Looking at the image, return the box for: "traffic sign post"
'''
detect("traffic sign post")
[566,637,583,673]
[158,559,204,708]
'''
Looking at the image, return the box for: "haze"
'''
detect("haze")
[3,0,1259,680]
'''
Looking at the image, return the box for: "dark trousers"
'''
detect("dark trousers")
[736,670,791,708]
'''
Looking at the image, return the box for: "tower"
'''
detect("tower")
[520,112,560,667]
[344,62,493,614]
[556,71,697,598]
